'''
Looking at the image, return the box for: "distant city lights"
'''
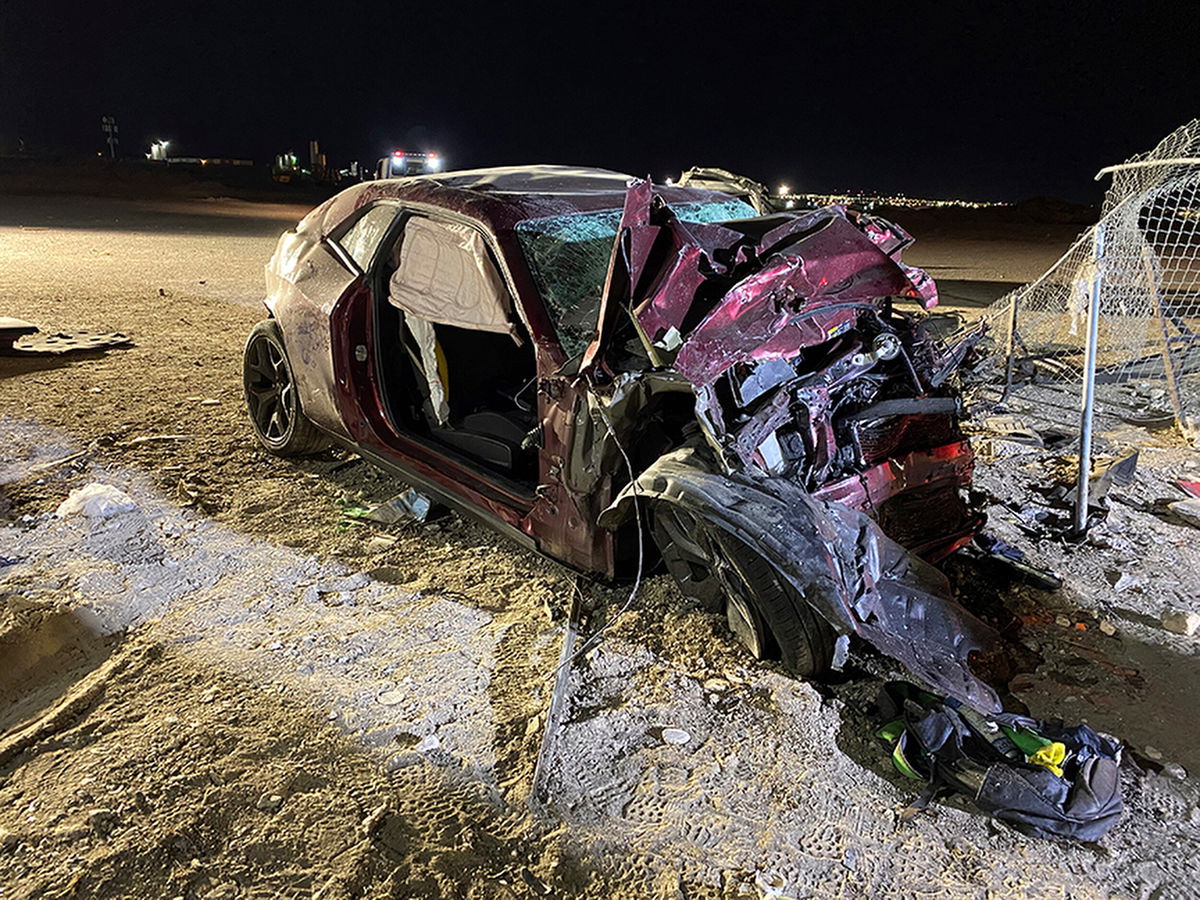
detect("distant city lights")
[779,190,1007,211]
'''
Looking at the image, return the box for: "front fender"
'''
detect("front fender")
[599,448,1001,712]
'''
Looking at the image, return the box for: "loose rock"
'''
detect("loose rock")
[1162,608,1200,636]
[255,793,284,812]
[56,484,137,519]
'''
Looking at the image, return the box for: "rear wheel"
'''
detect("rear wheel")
[650,504,836,677]
[243,320,330,456]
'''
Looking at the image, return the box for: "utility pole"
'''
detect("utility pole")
[101,116,119,159]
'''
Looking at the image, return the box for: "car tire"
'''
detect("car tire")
[649,505,725,613]
[650,503,835,678]
[243,319,330,456]
[710,532,835,678]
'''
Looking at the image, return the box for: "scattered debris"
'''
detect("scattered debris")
[121,434,192,447]
[28,449,90,473]
[1112,572,1144,593]
[255,793,284,813]
[660,728,691,746]
[366,534,398,552]
[1,322,132,356]
[1178,480,1200,499]
[1161,608,1200,637]
[360,804,388,838]
[414,734,441,753]
[1089,451,1139,505]
[972,533,1064,590]
[980,415,1045,455]
[1099,620,1118,636]
[376,690,405,706]
[1161,761,1189,780]
[1168,498,1200,529]
[343,488,437,525]
[55,483,137,519]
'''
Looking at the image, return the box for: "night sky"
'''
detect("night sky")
[2,0,1197,201]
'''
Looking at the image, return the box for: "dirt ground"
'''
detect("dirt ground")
[1,193,1199,899]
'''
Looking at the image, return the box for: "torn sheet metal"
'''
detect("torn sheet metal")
[586,181,975,515]
[600,449,1001,712]
[0,317,38,353]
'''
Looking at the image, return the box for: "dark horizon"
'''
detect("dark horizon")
[2,0,1197,203]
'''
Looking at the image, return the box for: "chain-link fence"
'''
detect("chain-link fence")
[975,120,1200,436]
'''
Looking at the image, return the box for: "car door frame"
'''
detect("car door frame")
[313,197,621,579]
[327,204,555,532]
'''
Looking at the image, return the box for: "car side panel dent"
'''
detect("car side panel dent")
[265,231,359,439]
[598,448,1001,712]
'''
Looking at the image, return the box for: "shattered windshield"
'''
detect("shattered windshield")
[516,197,756,357]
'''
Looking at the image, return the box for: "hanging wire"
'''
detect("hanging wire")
[551,391,645,675]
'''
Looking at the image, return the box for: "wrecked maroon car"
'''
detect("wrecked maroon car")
[243,166,999,710]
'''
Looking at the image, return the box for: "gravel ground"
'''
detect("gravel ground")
[1,193,1198,899]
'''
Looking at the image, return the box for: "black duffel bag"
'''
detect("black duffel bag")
[875,681,1123,841]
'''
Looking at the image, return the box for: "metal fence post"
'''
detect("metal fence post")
[1074,225,1105,534]
[1000,290,1020,402]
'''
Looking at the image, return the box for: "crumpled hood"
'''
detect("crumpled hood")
[584,178,937,381]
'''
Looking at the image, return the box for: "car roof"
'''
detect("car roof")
[310,165,744,235]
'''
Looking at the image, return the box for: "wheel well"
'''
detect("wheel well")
[611,390,703,580]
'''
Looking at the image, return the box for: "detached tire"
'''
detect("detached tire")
[242,319,330,456]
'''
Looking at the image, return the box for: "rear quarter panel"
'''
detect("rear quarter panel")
[264,227,358,440]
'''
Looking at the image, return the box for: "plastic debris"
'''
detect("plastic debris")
[982,415,1045,447]
[1089,451,1138,506]
[55,483,137,519]
[8,329,132,355]
[343,488,435,525]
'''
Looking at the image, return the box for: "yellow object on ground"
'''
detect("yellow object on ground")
[1029,742,1067,777]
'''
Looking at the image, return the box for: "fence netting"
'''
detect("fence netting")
[971,120,1200,433]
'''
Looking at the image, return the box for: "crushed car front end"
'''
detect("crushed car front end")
[569,181,998,710]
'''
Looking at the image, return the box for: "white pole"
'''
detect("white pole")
[1075,224,1105,534]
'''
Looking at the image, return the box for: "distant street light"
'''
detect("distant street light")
[777,184,790,196]
[148,140,170,161]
